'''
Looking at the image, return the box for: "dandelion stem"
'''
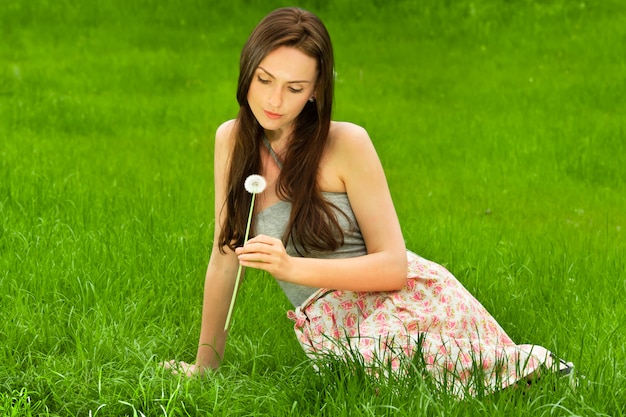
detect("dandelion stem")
[224,193,256,331]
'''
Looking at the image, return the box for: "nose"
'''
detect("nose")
[269,86,283,108]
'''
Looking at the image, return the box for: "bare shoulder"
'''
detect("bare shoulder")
[320,122,379,191]
[214,119,237,158]
[327,121,378,163]
[215,119,236,143]
[328,121,371,147]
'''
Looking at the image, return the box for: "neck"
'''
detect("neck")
[263,129,291,154]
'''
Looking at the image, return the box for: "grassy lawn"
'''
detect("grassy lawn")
[1,0,625,415]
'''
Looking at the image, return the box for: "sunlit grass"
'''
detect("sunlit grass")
[1,0,625,415]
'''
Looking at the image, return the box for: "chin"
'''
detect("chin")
[261,120,291,132]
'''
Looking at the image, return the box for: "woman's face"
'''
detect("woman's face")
[247,46,317,138]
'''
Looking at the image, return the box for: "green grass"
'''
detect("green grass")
[1,0,625,415]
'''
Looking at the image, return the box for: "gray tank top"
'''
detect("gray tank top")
[253,192,368,307]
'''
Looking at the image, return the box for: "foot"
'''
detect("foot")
[549,353,574,376]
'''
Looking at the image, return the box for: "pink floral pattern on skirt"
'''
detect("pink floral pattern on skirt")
[287,251,546,396]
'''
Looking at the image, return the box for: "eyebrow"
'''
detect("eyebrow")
[257,66,312,84]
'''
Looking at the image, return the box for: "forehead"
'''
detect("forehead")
[258,46,318,81]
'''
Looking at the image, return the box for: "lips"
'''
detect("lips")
[264,110,282,120]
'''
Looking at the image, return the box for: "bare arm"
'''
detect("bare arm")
[194,121,240,370]
[163,121,239,375]
[237,123,407,292]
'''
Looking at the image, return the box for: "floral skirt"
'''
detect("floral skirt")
[287,251,547,396]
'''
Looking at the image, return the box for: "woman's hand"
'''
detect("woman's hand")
[160,360,206,377]
[235,234,294,281]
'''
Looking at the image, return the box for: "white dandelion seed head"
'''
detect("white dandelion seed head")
[244,174,266,194]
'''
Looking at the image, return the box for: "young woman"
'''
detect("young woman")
[164,7,572,395]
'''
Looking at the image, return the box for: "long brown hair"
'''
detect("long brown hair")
[218,7,344,254]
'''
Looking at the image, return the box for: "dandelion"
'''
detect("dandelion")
[224,174,267,330]
[244,174,267,194]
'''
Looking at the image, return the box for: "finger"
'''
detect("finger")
[245,234,281,245]
[163,360,193,376]
[159,359,176,370]
[238,242,276,256]
[160,360,181,375]
[238,249,270,262]
[238,258,272,272]
[236,238,272,254]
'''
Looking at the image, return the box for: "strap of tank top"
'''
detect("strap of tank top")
[262,135,283,170]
